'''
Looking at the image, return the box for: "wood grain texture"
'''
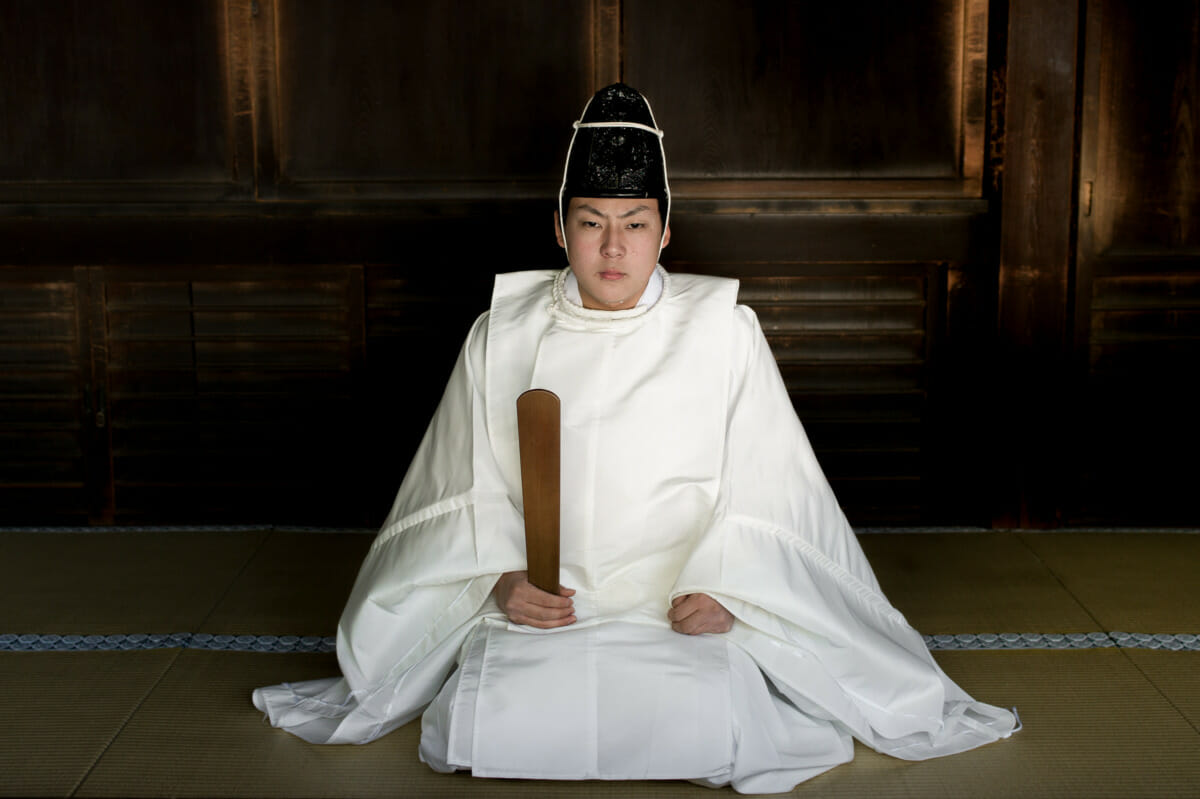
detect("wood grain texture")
[625,0,972,181]
[3,2,1196,530]
[272,0,591,184]
[248,0,280,197]
[0,268,91,521]
[673,263,941,524]
[960,0,992,189]
[1070,0,1200,525]
[517,389,560,593]
[222,0,256,192]
[0,0,230,185]
[94,265,366,524]
[994,0,1080,528]
[592,0,621,89]
[1089,0,1200,253]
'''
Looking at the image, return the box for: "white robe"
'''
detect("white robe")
[253,267,1016,793]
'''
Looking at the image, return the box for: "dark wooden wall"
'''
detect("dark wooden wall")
[1,0,1196,528]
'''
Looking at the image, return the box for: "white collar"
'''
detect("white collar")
[564,267,664,309]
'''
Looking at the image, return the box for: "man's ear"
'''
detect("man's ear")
[554,210,565,249]
[660,223,671,249]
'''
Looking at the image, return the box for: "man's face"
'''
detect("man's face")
[555,197,670,311]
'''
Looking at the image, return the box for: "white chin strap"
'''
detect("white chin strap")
[558,105,671,261]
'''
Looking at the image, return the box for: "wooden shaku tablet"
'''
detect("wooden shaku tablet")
[516,388,561,594]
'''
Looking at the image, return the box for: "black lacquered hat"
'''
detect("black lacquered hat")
[558,83,670,251]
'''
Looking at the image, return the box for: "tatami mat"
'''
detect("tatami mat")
[0,651,177,798]
[859,533,1098,633]
[3,529,1199,797]
[1018,533,1200,631]
[62,649,1200,798]
[75,650,386,799]
[0,530,268,634]
[199,531,371,635]
[1123,649,1200,733]
[808,650,1200,798]
[74,651,718,799]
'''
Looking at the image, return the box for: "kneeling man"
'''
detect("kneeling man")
[253,83,1016,794]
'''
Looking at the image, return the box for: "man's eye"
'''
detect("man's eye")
[628,222,645,230]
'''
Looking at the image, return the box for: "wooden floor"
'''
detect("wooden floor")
[1,527,1198,798]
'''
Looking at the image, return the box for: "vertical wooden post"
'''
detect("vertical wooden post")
[960,0,992,194]
[231,0,280,199]
[994,0,1082,527]
[222,0,256,196]
[80,267,114,524]
[593,0,622,89]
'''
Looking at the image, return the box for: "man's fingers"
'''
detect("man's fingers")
[494,571,577,628]
[513,584,574,609]
[671,614,719,635]
[510,612,577,629]
[670,616,707,635]
[508,582,575,623]
[667,594,700,622]
[668,594,733,635]
[509,588,576,626]
[515,598,575,620]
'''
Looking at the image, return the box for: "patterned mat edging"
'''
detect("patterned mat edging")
[0,633,336,653]
[0,632,1197,653]
[921,632,1199,651]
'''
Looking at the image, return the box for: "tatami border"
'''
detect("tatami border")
[2,631,1197,653]
[0,633,338,652]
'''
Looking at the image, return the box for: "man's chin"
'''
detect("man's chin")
[582,291,639,311]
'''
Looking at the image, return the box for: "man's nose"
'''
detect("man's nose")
[601,229,625,257]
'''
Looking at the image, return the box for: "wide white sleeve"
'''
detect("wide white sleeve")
[337,311,527,688]
[253,312,527,745]
[671,306,1016,760]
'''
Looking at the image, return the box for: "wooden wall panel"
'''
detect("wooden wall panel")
[361,265,495,512]
[273,0,596,193]
[738,268,937,524]
[97,266,366,524]
[0,0,233,192]
[4,1,1190,528]
[0,268,90,521]
[666,196,992,525]
[1072,0,1200,525]
[1074,265,1199,524]
[625,0,979,186]
[1089,1,1199,253]
[993,0,1080,528]
[668,201,978,525]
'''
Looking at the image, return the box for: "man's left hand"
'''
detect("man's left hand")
[668,593,734,635]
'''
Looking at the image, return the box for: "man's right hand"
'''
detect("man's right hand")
[493,570,577,628]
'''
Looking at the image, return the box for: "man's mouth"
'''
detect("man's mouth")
[599,271,625,280]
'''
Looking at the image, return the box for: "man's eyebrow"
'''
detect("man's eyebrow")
[576,204,652,219]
